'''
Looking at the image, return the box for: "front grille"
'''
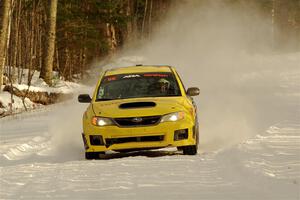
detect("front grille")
[114,116,161,127]
[106,135,164,145]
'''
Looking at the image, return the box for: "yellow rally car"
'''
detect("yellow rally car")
[78,65,200,159]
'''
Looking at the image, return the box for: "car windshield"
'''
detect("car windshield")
[96,72,181,101]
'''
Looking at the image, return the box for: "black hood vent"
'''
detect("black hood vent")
[119,102,156,109]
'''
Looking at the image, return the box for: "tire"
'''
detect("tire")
[179,123,199,155]
[182,145,198,155]
[177,147,183,151]
[85,152,104,160]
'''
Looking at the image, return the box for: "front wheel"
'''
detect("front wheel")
[85,152,104,160]
[182,145,198,155]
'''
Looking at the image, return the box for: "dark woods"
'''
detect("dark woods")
[0,0,299,87]
[0,0,172,86]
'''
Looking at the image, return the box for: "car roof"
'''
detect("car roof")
[104,65,173,76]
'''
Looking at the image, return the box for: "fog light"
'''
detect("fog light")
[89,135,104,145]
[174,129,188,141]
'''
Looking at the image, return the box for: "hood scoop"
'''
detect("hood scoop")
[119,102,156,109]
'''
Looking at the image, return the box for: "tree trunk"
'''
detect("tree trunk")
[106,23,117,56]
[148,0,153,38]
[132,0,138,40]
[13,0,21,83]
[62,45,70,80]
[124,0,133,44]
[28,0,35,85]
[141,0,148,36]
[40,0,58,86]
[17,14,23,84]
[6,0,13,82]
[0,0,12,90]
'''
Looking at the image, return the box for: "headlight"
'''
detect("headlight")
[92,116,115,126]
[160,112,185,123]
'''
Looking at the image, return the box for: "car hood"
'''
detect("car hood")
[92,97,189,118]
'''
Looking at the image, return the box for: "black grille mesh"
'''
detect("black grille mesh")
[114,116,161,127]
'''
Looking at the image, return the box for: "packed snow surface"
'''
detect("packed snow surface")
[0,53,299,200]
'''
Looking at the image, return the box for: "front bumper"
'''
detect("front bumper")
[83,119,197,152]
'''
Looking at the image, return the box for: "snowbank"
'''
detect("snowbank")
[0,69,86,117]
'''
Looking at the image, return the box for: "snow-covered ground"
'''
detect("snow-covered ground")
[0,53,299,200]
[0,69,83,115]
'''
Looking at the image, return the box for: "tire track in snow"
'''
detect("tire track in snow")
[240,122,300,180]
[0,153,237,199]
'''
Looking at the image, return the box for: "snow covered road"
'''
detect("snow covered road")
[0,113,299,199]
[1,64,300,199]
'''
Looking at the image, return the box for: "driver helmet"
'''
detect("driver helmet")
[158,78,170,92]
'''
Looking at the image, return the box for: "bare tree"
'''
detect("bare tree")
[0,0,12,90]
[40,0,58,86]
[141,0,148,36]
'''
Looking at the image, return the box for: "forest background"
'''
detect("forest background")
[0,0,299,88]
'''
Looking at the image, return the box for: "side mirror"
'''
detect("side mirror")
[78,94,92,103]
[186,87,200,96]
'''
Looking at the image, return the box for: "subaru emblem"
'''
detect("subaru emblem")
[132,117,143,123]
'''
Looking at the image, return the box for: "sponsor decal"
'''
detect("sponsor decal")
[122,74,141,78]
[144,73,168,77]
[106,76,117,81]
[104,73,169,82]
